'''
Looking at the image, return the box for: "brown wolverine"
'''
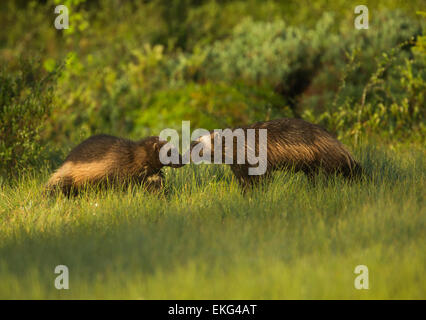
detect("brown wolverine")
[47,134,184,196]
[190,118,362,188]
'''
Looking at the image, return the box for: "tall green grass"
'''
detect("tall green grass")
[0,145,424,299]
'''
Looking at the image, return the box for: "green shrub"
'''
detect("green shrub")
[0,60,58,178]
[192,14,337,117]
[302,10,423,114]
[47,45,171,143]
[132,82,290,136]
[2,1,422,152]
[304,41,426,144]
[171,10,422,123]
[413,11,426,60]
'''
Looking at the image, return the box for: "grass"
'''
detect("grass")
[0,144,424,299]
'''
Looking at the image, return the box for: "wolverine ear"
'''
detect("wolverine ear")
[153,139,168,152]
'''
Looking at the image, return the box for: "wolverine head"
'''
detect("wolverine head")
[138,136,185,170]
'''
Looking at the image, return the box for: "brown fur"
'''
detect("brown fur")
[191,118,362,188]
[47,134,183,196]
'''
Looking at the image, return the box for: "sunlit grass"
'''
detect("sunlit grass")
[0,145,424,299]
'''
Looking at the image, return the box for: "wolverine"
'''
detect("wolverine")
[46,134,184,196]
[190,118,363,188]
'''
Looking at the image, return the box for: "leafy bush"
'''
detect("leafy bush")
[132,81,290,135]
[171,10,422,123]
[0,60,58,177]
[1,0,423,157]
[46,45,170,143]
[302,10,422,113]
[304,41,426,143]
[171,14,338,117]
